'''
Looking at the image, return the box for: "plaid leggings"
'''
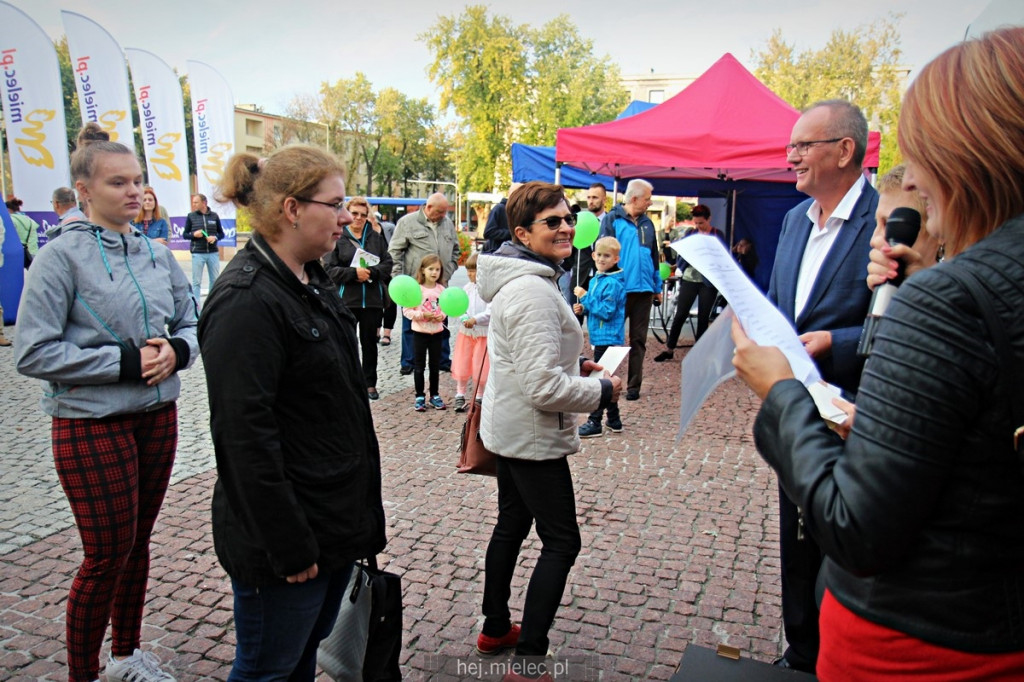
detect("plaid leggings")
[52,403,178,682]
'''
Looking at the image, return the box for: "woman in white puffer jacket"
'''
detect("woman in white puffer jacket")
[473,181,622,679]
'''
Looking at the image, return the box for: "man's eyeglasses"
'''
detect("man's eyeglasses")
[350,210,368,218]
[296,197,347,213]
[785,138,843,157]
[529,213,577,230]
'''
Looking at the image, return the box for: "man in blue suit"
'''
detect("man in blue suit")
[766,99,877,672]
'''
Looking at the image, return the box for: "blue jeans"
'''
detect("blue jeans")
[482,456,581,657]
[400,314,450,370]
[191,251,220,303]
[228,565,353,682]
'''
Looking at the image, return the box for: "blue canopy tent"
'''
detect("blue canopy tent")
[509,142,802,289]
[616,100,656,120]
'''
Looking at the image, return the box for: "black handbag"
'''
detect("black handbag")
[318,557,403,682]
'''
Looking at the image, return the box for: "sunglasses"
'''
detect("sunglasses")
[350,211,368,218]
[529,213,577,230]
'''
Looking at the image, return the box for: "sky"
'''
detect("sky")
[7,0,996,115]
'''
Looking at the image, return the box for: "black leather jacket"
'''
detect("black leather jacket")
[754,214,1024,653]
[199,233,386,586]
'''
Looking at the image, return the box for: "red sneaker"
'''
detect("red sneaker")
[502,672,553,682]
[476,624,521,656]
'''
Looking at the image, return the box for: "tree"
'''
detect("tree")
[421,8,628,194]
[751,15,906,173]
[520,17,629,145]
[421,6,528,193]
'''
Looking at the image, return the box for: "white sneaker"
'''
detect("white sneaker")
[105,648,176,681]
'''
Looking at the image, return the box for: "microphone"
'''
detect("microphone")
[856,207,921,358]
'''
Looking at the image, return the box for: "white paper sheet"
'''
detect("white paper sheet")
[677,309,738,439]
[671,235,844,439]
[595,346,630,378]
[673,235,820,385]
[350,248,380,269]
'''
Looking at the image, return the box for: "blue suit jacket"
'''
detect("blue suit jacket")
[768,183,878,395]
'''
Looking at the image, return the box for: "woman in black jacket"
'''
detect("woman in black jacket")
[323,195,393,401]
[199,146,386,681]
[731,28,1024,680]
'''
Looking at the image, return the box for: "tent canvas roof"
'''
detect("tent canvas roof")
[556,53,880,183]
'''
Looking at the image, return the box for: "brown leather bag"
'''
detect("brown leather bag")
[457,348,497,476]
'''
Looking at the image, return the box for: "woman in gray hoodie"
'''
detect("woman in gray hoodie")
[14,123,197,682]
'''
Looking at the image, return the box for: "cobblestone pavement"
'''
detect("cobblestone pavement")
[0,285,786,680]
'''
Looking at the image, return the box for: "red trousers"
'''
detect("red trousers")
[52,404,177,682]
[819,589,1024,681]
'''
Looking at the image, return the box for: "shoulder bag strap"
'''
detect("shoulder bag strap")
[469,344,489,403]
[944,262,1023,453]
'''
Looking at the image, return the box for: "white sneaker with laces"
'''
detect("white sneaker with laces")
[105,648,176,682]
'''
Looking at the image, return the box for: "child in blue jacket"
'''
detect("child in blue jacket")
[573,236,627,437]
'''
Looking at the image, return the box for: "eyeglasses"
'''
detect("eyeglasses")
[296,197,347,213]
[529,213,577,230]
[349,210,368,218]
[785,138,843,157]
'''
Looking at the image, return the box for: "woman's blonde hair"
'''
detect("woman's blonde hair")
[898,27,1024,256]
[346,196,369,214]
[70,122,134,183]
[217,145,346,238]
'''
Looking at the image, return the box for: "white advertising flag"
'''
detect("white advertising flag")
[0,1,71,220]
[61,11,135,147]
[125,48,191,230]
[186,60,236,245]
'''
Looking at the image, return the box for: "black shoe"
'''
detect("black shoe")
[400,366,413,376]
[653,350,674,362]
[625,389,640,401]
[440,364,452,373]
[772,656,814,672]
[367,388,380,400]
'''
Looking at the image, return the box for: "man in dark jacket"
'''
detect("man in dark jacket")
[482,198,509,253]
[185,193,226,304]
[766,99,876,672]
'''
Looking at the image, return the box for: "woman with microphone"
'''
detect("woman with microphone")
[732,28,1024,679]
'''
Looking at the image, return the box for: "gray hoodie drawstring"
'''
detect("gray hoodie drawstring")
[95,230,115,281]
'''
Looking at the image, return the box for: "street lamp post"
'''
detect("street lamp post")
[408,179,460,231]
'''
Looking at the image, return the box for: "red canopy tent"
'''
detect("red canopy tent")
[555,53,880,184]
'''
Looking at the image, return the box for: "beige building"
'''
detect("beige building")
[619,72,697,104]
[233,105,329,155]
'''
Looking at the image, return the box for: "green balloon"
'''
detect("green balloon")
[573,211,601,249]
[388,274,422,308]
[439,287,470,317]
[659,262,672,280]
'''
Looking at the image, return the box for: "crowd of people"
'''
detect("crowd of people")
[2,25,1023,682]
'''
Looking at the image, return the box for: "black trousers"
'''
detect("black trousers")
[412,330,442,398]
[350,307,384,388]
[778,483,823,670]
[381,300,397,331]
[666,280,718,348]
[587,345,620,424]
[624,292,653,392]
[483,456,581,657]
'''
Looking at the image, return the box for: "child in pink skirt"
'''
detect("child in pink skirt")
[451,252,490,413]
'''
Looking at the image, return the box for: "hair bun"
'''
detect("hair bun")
[77,121,110,146]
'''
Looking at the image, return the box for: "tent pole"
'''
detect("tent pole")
[729,188,737,248]
[554,162,562,185]
[613,178,619,204]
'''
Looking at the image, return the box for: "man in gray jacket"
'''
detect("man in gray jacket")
[389,192,460,374]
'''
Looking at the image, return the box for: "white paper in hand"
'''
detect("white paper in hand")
[595,346,630,377]
[673,235,820,385]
